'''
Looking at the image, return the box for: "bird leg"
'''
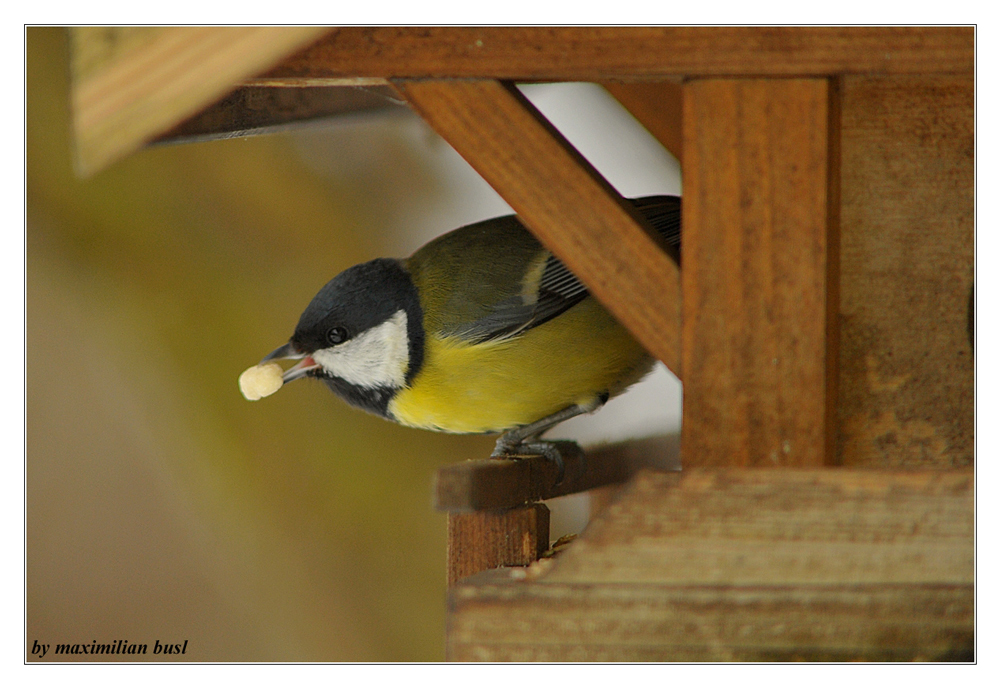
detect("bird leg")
[492,399,603,484]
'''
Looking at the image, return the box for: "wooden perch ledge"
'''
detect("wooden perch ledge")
[435,436,680,512]
[439,436,680,585]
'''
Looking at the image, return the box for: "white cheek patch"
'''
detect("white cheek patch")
[311,310,410,389]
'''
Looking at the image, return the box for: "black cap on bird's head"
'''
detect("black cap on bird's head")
[292,259,415,352]
[259,258,424,416]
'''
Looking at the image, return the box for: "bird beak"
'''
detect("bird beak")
[260,342,321,383]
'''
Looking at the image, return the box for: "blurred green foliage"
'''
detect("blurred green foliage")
[27,27,496,661]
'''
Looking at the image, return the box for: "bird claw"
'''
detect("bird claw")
[492,438,566,486]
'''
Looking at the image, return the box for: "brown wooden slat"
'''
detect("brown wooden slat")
[448,504,549,585]
[837,74,974,468]
[447,468,974,661]
[151,85,400,146]
[448,575,973,662]
[395,79,682,375]
[546,469,973,586]
[602,81,684,162]
[681,78,838,467]
[69,27,332,175]
[244,76,390,87]
[434,436,680,512]
[257,27,973,82]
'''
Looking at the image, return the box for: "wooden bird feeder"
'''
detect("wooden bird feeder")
[68,26,975,661]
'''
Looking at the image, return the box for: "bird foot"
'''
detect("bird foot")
[492,437,567,485]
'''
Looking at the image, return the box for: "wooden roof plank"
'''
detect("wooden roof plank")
[150,85,401,147]
[70,27,332,176]
[257,27,973,83]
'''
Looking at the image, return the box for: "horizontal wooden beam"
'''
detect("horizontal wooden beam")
[546,469,973,586]
[257,27,973,83]
[448,574,973,661]
[395,79,682,374]
[151,85,400,146]
[434,436,680,512]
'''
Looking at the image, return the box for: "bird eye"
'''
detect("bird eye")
[326,326,348,346]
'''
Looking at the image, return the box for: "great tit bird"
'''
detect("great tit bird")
[253,195,681,474]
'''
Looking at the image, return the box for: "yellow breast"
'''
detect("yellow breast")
[387,298,653,434]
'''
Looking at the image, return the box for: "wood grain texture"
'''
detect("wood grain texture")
[682,78,837,467]
[152,85,399,146]
[546,469,973,586]
[434,436,681,512]
[69,27,331,175]
[447,468,973,661]
[838,75,974,468]
[448,575,973,661]
[448,504,549,585]
[602,82,684,162]
[258,27,973,82]
[396,79,682,374]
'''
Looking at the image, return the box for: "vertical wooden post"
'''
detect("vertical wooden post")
[447,504,550,585]
[681,78,840,467]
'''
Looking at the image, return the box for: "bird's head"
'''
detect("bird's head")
[261,259,424,405]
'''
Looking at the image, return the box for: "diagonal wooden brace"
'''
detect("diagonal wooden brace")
[393,79,682,377]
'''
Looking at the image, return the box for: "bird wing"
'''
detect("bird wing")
[446,249,591,343]
[419,195,681,344]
